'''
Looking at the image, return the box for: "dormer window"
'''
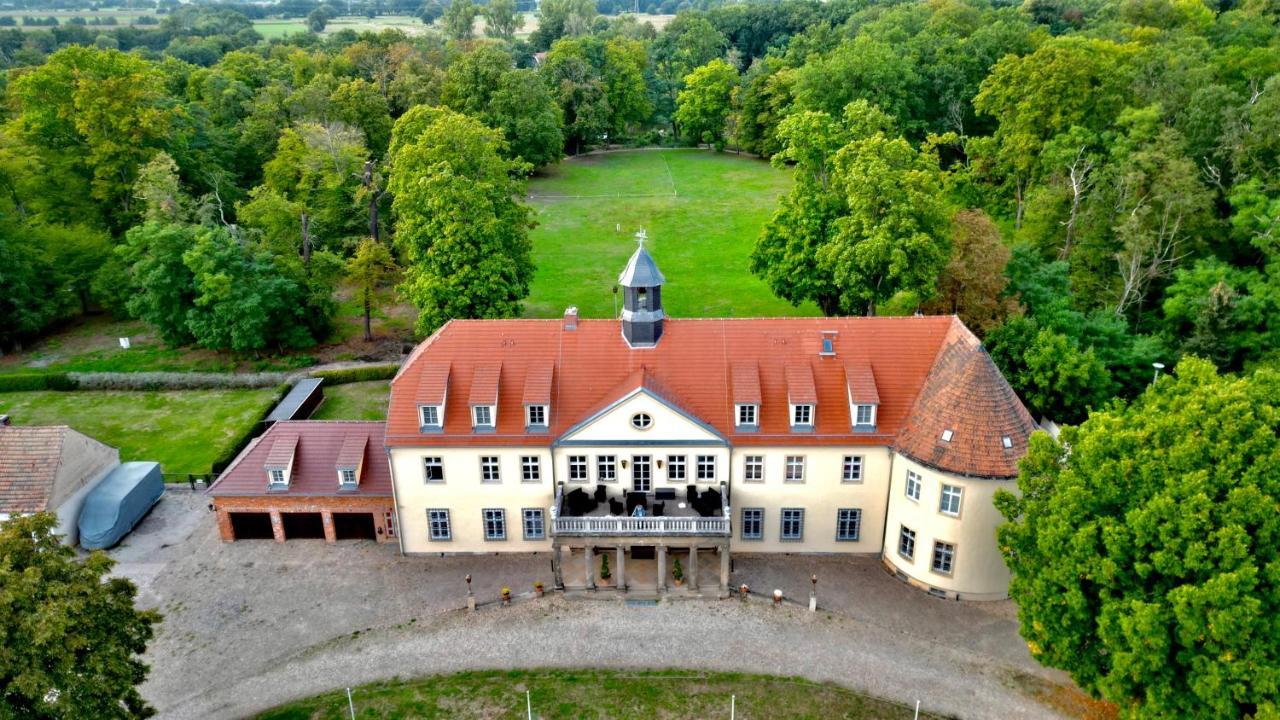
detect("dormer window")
[338,468,357,487]
[268,468,286,486]
[855,404,876,426]
[736,403,758,427]
[941,429,954,442]
[420,405,441,428]
[526,404,547,428]
[1002,436,1013,449]
[792,404,813,427]
[472,405,494,428]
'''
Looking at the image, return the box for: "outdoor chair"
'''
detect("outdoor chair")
[594,484,607,503]
[609,498,625,515]
[653,501,665,517]
[686,485,699,504]
[626,492,648,515]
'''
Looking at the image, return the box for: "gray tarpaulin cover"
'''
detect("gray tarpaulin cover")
[78,461,164,549]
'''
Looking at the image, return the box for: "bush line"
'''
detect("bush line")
[308,364,399,385]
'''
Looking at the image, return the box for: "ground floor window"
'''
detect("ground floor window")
[384,510,396,537]
[898,525,916,560]
[427,509,451,541]
[522,508,545,540]
[932,541,955,575]
[836,508,861,541]
[483,508,506,540]
[780,508,804,541]
[741,507,763,540]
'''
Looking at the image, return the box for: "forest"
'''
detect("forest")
[0,0,1277,425]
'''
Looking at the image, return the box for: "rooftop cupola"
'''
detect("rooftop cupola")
[618,229,665,348]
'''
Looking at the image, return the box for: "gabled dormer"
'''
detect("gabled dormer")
[335,433,367,490]
[523,361,553,432]
[469,363,500,432]
[731,361,760,432]
[417,361,450,432]
[785,362,816,431]
[264,433,299,490]
[845,362,880,432]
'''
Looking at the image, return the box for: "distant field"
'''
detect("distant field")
[524,148,812,319]
[252,11,673,39]
[0,388,277,475]
[0,8,161,29]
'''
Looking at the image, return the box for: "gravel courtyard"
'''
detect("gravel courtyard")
[110,488,1082,720]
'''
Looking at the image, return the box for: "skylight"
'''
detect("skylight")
[941,429,953,442]
[1002,436,1013,449]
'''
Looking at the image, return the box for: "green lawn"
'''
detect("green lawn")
[255,669,943,720]
[0,389,278,476]
[524,149,816,319]
[310,381,389,421]
[252,19,308,38]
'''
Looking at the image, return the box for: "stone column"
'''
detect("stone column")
[585,545,595,589]
[270,510,285,543]
[688,544,698,590]
[657,545,667,594]
[719,544,731,598]
[553,545,564,589]
[617,546,627,592]
[321,511,336,544]
[215,509,234,542]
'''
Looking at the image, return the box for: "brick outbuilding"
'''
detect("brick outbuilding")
[206,421,395,543]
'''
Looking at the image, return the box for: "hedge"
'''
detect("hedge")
[309,364,400,385]
[0,373,78,392]
[72,371,288,391]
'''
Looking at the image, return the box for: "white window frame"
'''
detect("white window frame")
[736,403,757,427]
[836,508,861,541]
[423,456,445,483]
[741,507,764,540]
[932,540,956,575]
[855,404,876,426]
[568,455,588,482]
[597,455,617,482]
[696,455,716,481]
[526,404,547,428]
[743,455,764,483]
[899,525,916,561]
[480,456,501,483]
[939,484,963,517]
[630,412,653,430]
[791,403,813,426]
[841,455,863,483]
[472,405,494,428]
[780,507,804,541]
[419,405,441,428]
[482,508,506,541]
[905,470,922,501]
[338,468,357,487]
[522,508,545,540]
[784,455,805,483]
[427,509,451,541]
[521,455,541,483]
[666,455,686,482]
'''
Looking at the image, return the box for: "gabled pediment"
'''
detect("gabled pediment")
[557,372,725,446]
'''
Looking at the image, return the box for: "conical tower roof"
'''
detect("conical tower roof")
[618,242,665,287]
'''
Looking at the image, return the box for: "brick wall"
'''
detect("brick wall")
[211,495,395,543]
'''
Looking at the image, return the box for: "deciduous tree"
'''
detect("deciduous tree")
[921,209,1022,335]
[675,58,738,149]
[346,238,398,342]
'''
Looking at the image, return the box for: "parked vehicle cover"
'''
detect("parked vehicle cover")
[78,461,164,549]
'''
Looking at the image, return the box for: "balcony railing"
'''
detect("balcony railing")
[550,482,731,537]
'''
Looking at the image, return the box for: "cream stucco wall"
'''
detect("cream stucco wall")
[560,390,722,444]
[390,447,554,554]
[728,447,891,554]
[881,454,1013,600]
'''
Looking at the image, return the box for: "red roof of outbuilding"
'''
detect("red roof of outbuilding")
[0,426,73,513]
[208,422,391,497]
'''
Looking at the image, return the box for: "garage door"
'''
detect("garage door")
[333,513,377,540]
[281,512,325,539]
[229,512,274,540]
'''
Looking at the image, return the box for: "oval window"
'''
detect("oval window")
[630,412,653,430]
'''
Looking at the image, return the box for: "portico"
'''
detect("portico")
[556,540,731,599]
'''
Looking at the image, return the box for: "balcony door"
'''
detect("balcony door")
[631,455,652,493]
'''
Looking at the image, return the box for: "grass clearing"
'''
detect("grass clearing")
[310,381,390,421]
[524,149,812,319]
[0,389,277,476]
[254,669,946,720]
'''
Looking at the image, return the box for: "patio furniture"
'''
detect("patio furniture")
[609,498,624,515]
[653,501,665,516]
[565,488,598,516]
[655,488,676,501]
[686,485,698,504]
[626,492,648,515]
[594,484,607,503]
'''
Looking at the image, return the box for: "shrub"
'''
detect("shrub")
[310,364,400,385]
[71,372,288,391]
[0,373,78,392]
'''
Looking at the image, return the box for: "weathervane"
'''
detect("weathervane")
[635,227,647,248]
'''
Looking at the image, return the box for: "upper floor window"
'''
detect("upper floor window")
[842,455,863,483]
[744,455,764,482]
[836,508,862,541]
[741,508,763,540]
[526,404,547,428]
[420,405,441,428]
[423,457,444,483]
[568,455,588,482]
[480,456,501,483]
[521,456,541,482]
[630,412,653,430]
[339,469,357,487]
[597,455,617,482]
[940,484,963,516]
[736,404,757,427]
[667,455,686,482]
[785,455,806,483]
[472,405,494,428]
[854,404,876,426]
[792,404,813,426]
[905,470,922,501]
[696,455,716,481]
[268,468,286,486]
[899,525,917,561]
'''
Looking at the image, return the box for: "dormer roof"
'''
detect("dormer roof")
[263,434,298,469]
[468,363,501,406]
[845,362,880,405]
[618,245,665,287]
[522,362,553,406]
[785,362,817,405]
[416,361,450,405]
[731,361,761,405]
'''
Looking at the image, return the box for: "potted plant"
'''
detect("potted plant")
[501,586,511,605]
[534,581,544,598]
[672,557,684,587]
[599,554,612,585]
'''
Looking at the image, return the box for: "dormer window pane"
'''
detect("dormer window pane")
[420,406,440,427]
[737,404,757,426]
[339,469,356,486]
[855,404,875,425]
[526,405,546,427]
[792,404,812,426]
[473,405,493,427]
[268,468,285,485]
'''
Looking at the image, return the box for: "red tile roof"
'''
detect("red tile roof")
[894,321,1038,478]
[0,426,68,513]
[387,315,1035,461]
[784,362,818,405]
[845,363,880,405]
[335,434,368,469]
[414,361,450,405]
[208,422,391,497]
[263,433,298,469]
[521,362,554,406]
[731,362,761,405]
[467,363,501,406]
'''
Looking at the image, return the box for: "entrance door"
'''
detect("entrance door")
[632,455,652,493]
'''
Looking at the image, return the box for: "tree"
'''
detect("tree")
[922,209,1023,335]
[601,38,651,137]
[793,36,919,133]
[483,0,522,41]
[651,15,729,135]
[531,0,596,48]
[442,0,479,41]
[675,59,738,149]
[330,79,393,157]
[487,70,565,169]
[388,107,535,333]
[346,239,398,342]
[995,358,1280,718]
[542,40,611,154]
[120,223,200,346]
[0,513,160,719]
[306,6,331,33]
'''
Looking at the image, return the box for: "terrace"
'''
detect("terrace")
[549,482,730,538]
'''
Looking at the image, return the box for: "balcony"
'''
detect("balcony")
[550,482,730,538]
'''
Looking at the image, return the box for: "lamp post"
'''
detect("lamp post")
[1152,361,1166,385]
[809,574,817,612]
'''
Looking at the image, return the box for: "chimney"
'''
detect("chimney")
[563,306,578,331]
[0,415,9,426]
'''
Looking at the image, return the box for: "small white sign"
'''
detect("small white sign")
[118,337,131,349]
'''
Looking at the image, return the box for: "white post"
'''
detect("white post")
[731,694,736,720]
[527,690,533,720]
[914,699,920,720]
[347,688,355,719]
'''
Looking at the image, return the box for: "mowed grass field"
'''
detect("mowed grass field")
[255,669,944,720]
[310,380,390,421]
[524,149,815,319]
[0,389,277,475]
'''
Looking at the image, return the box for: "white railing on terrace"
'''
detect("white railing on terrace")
[552,514,730,537]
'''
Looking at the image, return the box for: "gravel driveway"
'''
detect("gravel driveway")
[110,489,1077,720]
